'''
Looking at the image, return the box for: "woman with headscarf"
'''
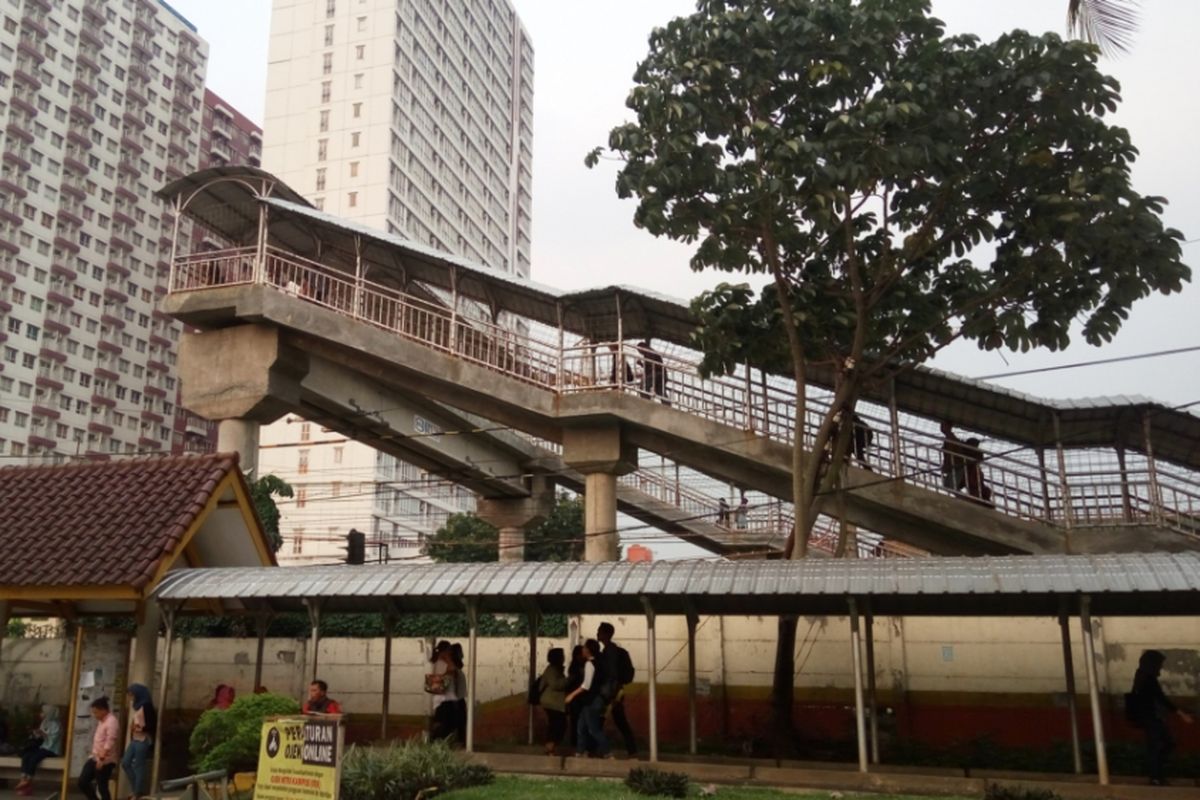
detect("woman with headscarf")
[1129,650,1194,785]
[14,705,62,795]
[427,640,459,742]
[122,683,158,798]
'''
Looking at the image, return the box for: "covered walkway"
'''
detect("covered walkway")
[153,553,1200,786]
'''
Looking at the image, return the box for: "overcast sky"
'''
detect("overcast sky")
[172,0,1198,408]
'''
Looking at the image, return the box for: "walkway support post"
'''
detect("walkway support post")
[864,602,880,765]
[151,602,179,795]
[555,302,564,389]
[686,609,699,756]
[641,597,658,763]
[305,599,322,681]
[59,623,86,800]
[1053,413,1073,534]
[527,609,540,747]
[465,599,479,753]
[253,610,270,692]
[1115,442,1133,523]
[381,612,394,740]
[353,234,364,320]
[1037,447,1053,523]
[848,598,869,773]
[254,193,269,284]
[1079,595,1109,785]
[615,292,624,393]
[1143,414,1162,526]
[1058,606,1083,774]
[167,196,182,291]
[562,425,636,562]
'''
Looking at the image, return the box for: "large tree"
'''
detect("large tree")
[250,474,294,553]
[589,0,1187,735]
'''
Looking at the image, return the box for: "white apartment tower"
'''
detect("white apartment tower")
[0,0,210,460]
[261,0,534,564]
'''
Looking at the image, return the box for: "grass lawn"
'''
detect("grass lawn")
[445,775,974,799]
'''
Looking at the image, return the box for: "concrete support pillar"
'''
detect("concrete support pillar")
[217,419,261,477]
[642,597,658,763]
[465,600,479,753]
[848,598,869,773]
[1079,596,1109,785]
[477,482,553,564]
[562,424,636,563]
[686,612,698,756]
[128,601,162,688]
[584,473,619,562]
[1058,608,1083,775]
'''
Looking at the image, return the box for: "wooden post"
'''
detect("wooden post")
[1115,442,1132,523]
[151,603,178,794]
[59,624,86,800]
[1053,413,1073,532]
[527,610,540,747]
[305,599,322,681]
[848,598,868,773]
[1079,596,1109,785]
[1143,414,1163,526]
[642,597,658,763]
[253,611,269,692]
[686,611,698,756]
[381,612,394,739]
[1058,607,1083,775]
[465,600,479,753]
[865,603,879,764]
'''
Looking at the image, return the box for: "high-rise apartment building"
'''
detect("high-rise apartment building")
[261,0,534,563]
[202,89,263,171]
[0,0,214,461]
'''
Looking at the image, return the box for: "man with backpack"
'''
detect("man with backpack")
[596,622,638,758]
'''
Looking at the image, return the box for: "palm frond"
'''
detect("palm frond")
[1067,0,1141,56]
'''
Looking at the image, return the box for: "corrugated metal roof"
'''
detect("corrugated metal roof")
[158,167,1200,468]
[154,554,1200,618]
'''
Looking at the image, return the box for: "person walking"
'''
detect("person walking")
[537,648,568,755]
[77,696,119,800]
[597,622,638,758]
[120,684,157,799]
[940,421,970,490]
[426,641,460,742]
[564,639,611,758]
[1128,649,1194,785]
[302,679,342,715]
[564,645,586,753]
[14,705,62,796]
[717,497,730,527]
[735,491,749,530]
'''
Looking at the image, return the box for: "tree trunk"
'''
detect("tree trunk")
[770,614,798,754]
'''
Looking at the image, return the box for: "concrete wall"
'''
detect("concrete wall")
[3,614,1196,752]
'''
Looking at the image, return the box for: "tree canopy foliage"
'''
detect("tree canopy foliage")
[250,474,294,554]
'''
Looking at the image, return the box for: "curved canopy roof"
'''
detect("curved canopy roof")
[159,168,1200,468]
[153,553,1200,619]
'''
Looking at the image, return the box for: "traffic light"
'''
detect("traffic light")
[345,529,366,565]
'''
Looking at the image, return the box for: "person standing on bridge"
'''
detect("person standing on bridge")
[609,343,634,389]
[636,340,670,405]
[940,421,970,491]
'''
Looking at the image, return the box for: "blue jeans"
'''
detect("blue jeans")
[575,695,610,756]
[121,738,153,795]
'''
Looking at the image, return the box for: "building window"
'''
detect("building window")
[292,528,304,554]
[353,102,362,119]
[333,446,343,464]
[316,168,326,191]
[331,481,342,497]
[296,488,307,508]
[324,24,334,46]
[353,73,363,89]
[357,16,366,32]
[321,81,332,103]
[326,0,336,19]
[355,44,365,60]
[323,52,333,75]
[348,191,357,208]
[314,197,325,211]
[298,448,309,474]
[317,139,328,161]
[319,109,330,132]
[349,161,359,178]
[300,422,311,442]
[350,131,360,147]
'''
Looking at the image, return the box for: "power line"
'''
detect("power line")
[971,345,1200,381]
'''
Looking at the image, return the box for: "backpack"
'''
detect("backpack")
[617,645,635,685]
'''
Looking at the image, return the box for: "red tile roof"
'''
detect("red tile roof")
[0,452,246,590]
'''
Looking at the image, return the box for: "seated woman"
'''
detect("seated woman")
[15,705,62,796]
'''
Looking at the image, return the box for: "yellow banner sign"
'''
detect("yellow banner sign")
[255,715,342,800]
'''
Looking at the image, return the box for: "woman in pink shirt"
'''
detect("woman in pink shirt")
[77,696,120,800]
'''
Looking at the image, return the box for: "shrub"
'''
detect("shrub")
[984,785,1063,800]
[188,692,300,775]
[339,739,492,800]
[625,766,690,798]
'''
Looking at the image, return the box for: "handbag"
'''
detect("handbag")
[424,672,448,695]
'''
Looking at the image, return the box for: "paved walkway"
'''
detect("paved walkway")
[470,750,1199,800]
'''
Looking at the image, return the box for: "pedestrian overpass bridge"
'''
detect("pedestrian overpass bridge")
[158,167,1200,560]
